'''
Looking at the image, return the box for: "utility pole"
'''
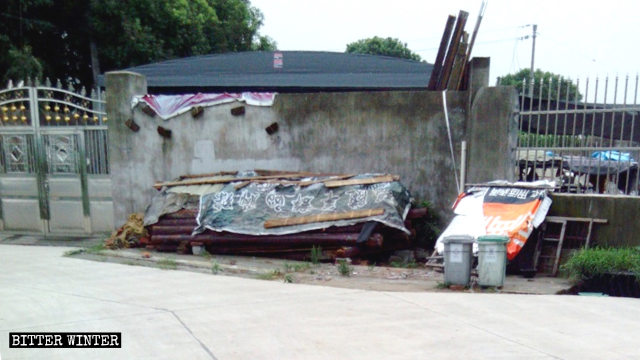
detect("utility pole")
[529,24,537,97]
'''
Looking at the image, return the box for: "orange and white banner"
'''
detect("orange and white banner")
[436,185,551,260]
[482,187,549,260]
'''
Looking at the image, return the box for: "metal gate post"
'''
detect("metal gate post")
[28,86,50,233]
[77,131,92,233]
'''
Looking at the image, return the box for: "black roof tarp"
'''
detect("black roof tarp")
[99,51,433,93]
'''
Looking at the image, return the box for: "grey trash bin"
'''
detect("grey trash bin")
[443,235,475,286]
[477,235,509,287]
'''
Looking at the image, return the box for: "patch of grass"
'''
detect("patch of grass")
[284,262,311,273]
[64,243,107,257]
[85,243,107,254]
[157,257,178,270]
[561,247,640,283]
[368,262,377,271]
[337,260,351,277]
[256,269,283,281]
[283,274,294,283]
[63,248,85,256]
[211,262,222,274]
[310,245,322,265]
[390,259,418,269]
[436,282,448,289]
[200,249,212,259]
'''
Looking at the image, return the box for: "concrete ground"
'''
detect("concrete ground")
[1,244,639,359]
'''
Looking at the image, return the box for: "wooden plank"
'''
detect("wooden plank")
[324,175,399,188]
[545,216,608,224]
[264,208,385,229]
[253,169,316,177]
[585,220,594,249]
[437,10,468,90]
[456,0,487,90]
[427,15,456,90]
[446,32,468,90]
[245,174,356,187]
[298,174,355,187]
[179,171,237,180]
[154,173,315,189]
[552,220,567,276]
[234,181,251,190]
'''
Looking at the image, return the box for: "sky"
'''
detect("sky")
[251,0,640,103]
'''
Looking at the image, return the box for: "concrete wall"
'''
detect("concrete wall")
[105,66,517,228]
[105,72,149,227]
[466,86,519,184]
[549,194,640,247]
[276,91,468,219]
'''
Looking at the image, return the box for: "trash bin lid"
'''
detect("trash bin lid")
[477,235,509,243]
[443,235,475,244]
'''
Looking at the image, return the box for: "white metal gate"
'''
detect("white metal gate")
[0,80,113,234]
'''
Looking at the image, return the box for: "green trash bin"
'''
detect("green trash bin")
[477,235,509,287]
[443,235,475,286]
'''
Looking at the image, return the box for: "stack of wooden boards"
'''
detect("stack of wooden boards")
[427,3,485,91]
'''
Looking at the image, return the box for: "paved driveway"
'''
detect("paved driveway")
[0,244,638,359]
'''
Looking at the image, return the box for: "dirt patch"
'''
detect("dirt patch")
[68,247,571,294]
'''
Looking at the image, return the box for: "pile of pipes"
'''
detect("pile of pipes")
[147,208,428,261]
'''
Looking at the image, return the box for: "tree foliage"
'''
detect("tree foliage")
[345,36,421,61]
[0,0,276,88]
[500,69,582,101]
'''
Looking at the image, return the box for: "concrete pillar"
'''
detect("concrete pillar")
[468,57,490,105]
[105,71,147,228]
[466,86,519,184]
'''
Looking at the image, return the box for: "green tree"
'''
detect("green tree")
[345,36,421,61]
[499,69,582,101]
[0,0,276,88]
[4,45,44,81]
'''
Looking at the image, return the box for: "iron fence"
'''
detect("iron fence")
[510,75,640,195]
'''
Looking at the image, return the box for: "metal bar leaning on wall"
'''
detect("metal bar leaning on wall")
[607,76,619,188]
[630,76,640,194]
[534,77,544,180]
[595,77,609,192]
[542,76,554,180]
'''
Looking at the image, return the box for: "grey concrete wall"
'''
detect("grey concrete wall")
[275,91,467,218]
[549,194,640,247]
[105,72,151,226]
[466,86,519,184]
[105,71,518,228]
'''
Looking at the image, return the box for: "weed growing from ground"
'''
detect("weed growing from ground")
[337,260,351,277]
[85,243,107,254]
[211,262,222,274]
[310,245,322,265]
[390,259,418,269]
[200,249,213,259]
[158,258,178,270]
[63,248,85,256]
[256,269,283,280]
[284,262,311,273]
